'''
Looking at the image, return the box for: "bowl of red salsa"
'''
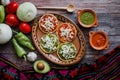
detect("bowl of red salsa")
[77,9,98,28]
[89,31,109,50]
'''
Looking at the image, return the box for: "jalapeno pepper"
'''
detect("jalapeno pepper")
[14,32,35,50]
[12,37,27,61]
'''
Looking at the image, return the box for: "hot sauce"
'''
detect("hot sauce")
[92,34,106,47]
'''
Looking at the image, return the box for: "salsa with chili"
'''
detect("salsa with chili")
[92,34,106,47]
[80,11,95,25]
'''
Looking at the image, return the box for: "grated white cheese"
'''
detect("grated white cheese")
[41,16,57,32]
[59,43,76,60]
[49,54,60,61]
[41,34,58,52]
[60,25,74,40]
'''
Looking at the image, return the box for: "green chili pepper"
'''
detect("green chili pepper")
[12,37,27,61]
[14,32,35,50]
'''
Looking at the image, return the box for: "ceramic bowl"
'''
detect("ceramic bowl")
[77,9,98,28]
[89,31,109,50]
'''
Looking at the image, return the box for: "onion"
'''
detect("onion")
[27,52,37,62]
[0,23,12,44]
[1,0,10,6]
[17,2,37,22]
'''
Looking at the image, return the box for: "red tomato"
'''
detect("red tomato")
[19,22,31,34]
[6,2,19,13]
[5,14,19,27]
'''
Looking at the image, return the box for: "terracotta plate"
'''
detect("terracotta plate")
[32,13,86,66]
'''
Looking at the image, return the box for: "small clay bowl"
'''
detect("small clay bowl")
[89,31,109,50]
[77,9,98,28]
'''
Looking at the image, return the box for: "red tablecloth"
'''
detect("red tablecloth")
[0,46,120,80]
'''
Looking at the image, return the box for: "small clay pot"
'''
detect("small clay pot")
[77,9,98,28]
[89,31,109,50]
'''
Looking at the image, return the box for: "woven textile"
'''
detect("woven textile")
[0,46,120,80]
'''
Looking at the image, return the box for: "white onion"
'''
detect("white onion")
[0,23,12,44]
[27,52,37,62]
[1,0,10,6]
[17,2,37,22]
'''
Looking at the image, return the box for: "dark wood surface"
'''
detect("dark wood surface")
[0,0,120,70]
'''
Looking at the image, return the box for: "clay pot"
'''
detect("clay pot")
[77,9,98,28]
[89,31,109,50]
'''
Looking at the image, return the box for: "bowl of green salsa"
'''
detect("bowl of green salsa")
[77,9,98,28]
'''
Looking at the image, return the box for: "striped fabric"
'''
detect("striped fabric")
[72,46,120,80]
[0,45,120,80]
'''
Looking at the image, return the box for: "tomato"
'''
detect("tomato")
[5,14,19,27]
[19,22,31,34]
[6,1,19,13]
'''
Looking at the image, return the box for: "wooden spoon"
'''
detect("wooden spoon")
[37,4,75,12]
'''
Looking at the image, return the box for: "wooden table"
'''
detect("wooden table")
[0,0,120,70]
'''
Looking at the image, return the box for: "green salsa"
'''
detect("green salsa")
[80,11,95,25]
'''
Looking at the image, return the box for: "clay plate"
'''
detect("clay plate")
[32,13,86,66]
